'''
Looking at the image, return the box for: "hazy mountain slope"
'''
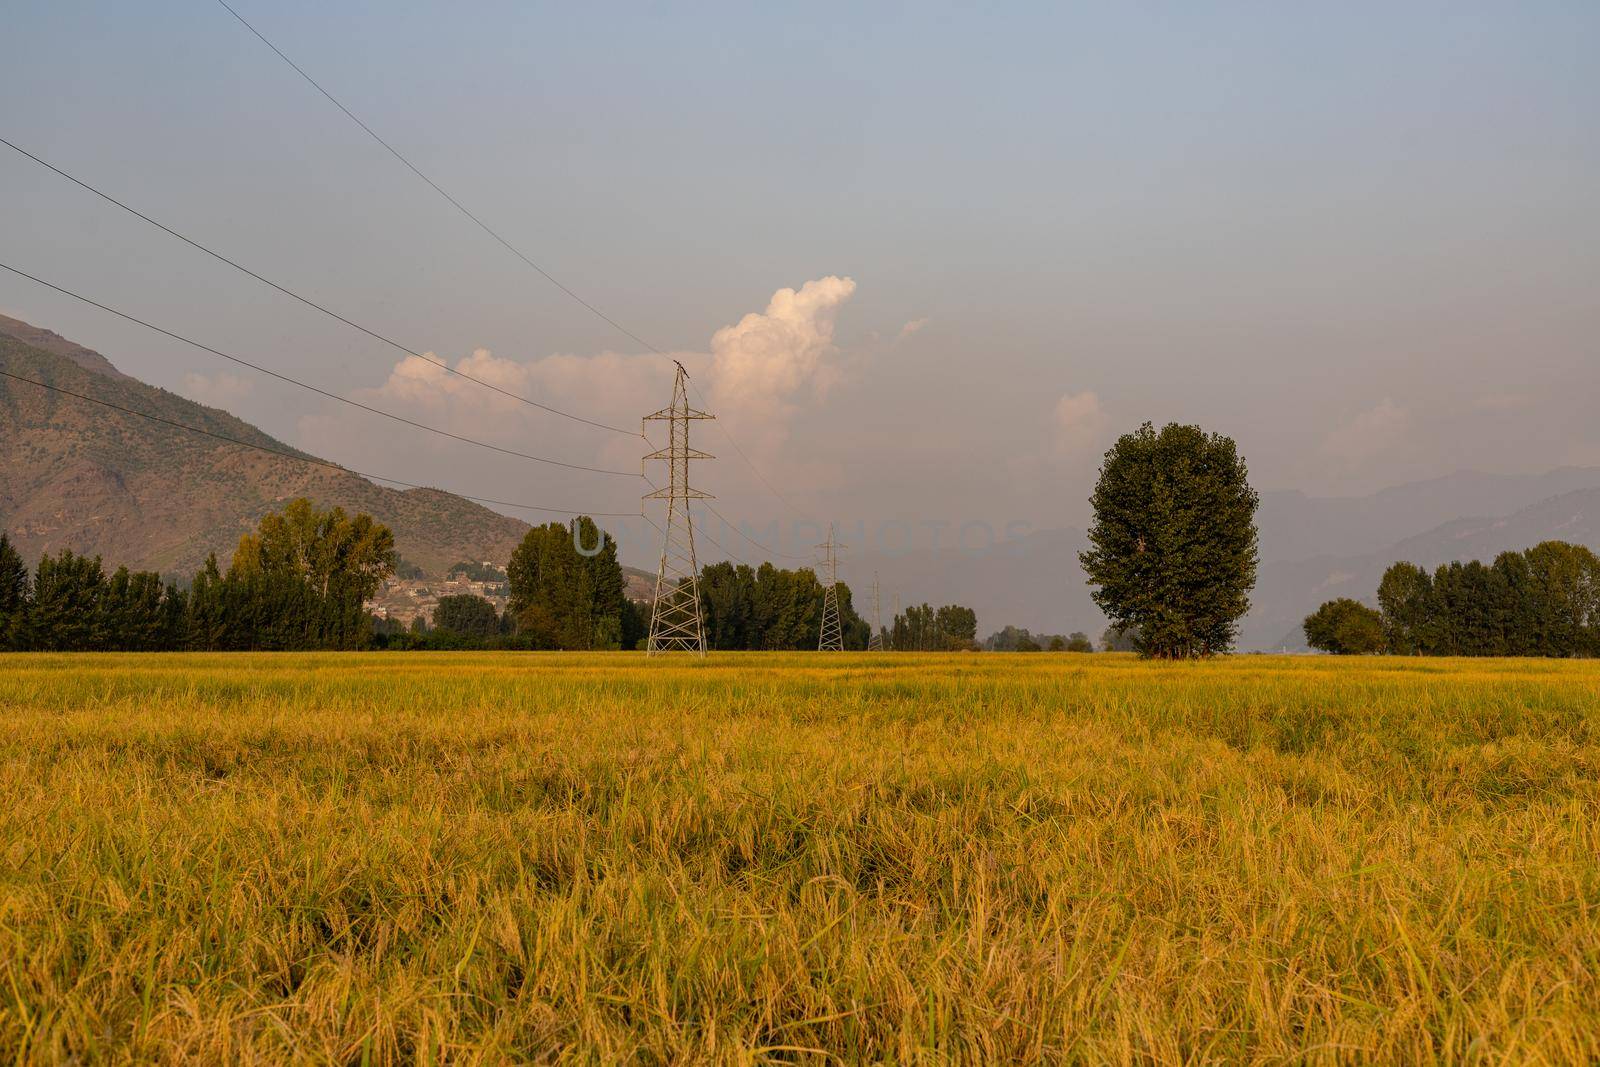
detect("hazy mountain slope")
[1257,468,1600,562]
[1243,487,1600,651]
[0,325,529,576]
[0,313,132,381]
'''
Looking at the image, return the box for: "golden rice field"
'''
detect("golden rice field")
[2,652,1598,1064]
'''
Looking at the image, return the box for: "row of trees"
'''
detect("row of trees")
[0,499,395,651]
[890,603,978,651]
[0,507,649,653]
[1305,541,1600,656]
[698,561,871,649]
[984,625,1095,652]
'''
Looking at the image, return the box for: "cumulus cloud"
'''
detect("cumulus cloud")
[182,372,253,408]
[1053,390,1110,463]
[1320,397,1409,466]
[346,276,861,474]
[706,277,857,443]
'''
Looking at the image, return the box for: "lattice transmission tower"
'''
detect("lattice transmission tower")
[644,361,714,655]
[817,524,845,651]
[866,572,885,651]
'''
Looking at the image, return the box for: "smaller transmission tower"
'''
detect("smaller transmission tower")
[644,362,714,655]
[867,572,884,651]
[817,524,845,651]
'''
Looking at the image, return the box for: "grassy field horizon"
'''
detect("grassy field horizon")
[3,651,1598,1062]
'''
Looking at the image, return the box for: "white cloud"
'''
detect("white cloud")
[182,372,253,409]
[1320,397,1409,466]
[1053,390,1110,463]
[339,276,861,476]
[705,277,858,455]
[896,317,929,342]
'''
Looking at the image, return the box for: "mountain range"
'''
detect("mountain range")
[5,313,1598,644]
[0,315,528,577]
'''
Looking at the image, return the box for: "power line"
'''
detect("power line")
[210,3,797,513]
[0,368,638,517]
[0,135,637,437]
[701,501,810,561]
[643,427,806,562]
[212,0,662,358]
[0,261,638,478]
[684,377,796,511]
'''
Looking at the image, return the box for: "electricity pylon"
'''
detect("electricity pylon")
[867,572,884,651]
[817,524,845,651]
[645,361,713,655]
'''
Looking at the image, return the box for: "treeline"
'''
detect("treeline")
[0,506,645,653]
[696,564,985,652]
[984,625,1094,652]
[888,603,978,651]
[1305,540,1600,656]
[1,501,991,654]
[698,561,871,649]
[0,499,391,651]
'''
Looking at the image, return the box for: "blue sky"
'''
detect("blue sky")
[4,1,1597,557]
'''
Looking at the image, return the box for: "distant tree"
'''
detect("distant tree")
[185,555,229,651]
[1100,624,1138,653]
[228,499,396,650]
[620,598,648,651]
[1377,562,1434,655]
[1522,540,1600,657]
[1047,635,1067,652]
[1303,598,1387,655]
[101,565,167,651]
[447,560,506,582]
[27,549,108,651]
[231,498,395,603]
[1080,422,1259,658]
[0,533,26,650]
[700,561,757,650]
[1064,632,1094,653]
[393,556,426,580]
[984,625,1031,651]
[1015,633,1042,652]
[506,518,627,649]
[935,605,978,648]
[433,594,499,638]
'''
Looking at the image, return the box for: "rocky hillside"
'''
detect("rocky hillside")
[0,318,530,577]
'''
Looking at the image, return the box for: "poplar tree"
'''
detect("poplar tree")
[1080,422,1259,658]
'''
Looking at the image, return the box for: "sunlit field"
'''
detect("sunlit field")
[2,652,1598,1063]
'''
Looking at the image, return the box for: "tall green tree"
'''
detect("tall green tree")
[1377,562,1434,655]
[101,565,167,651]
[27,549,108,651]
[1522,540,1600,656]
[1080,422,1259,658]
[433,594,499,639]
[0,533,26,650]
[506,518,628,650]
[228,498,396,650]
[934,605,978,648]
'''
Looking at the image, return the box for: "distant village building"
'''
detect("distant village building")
[366,565,510,627]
